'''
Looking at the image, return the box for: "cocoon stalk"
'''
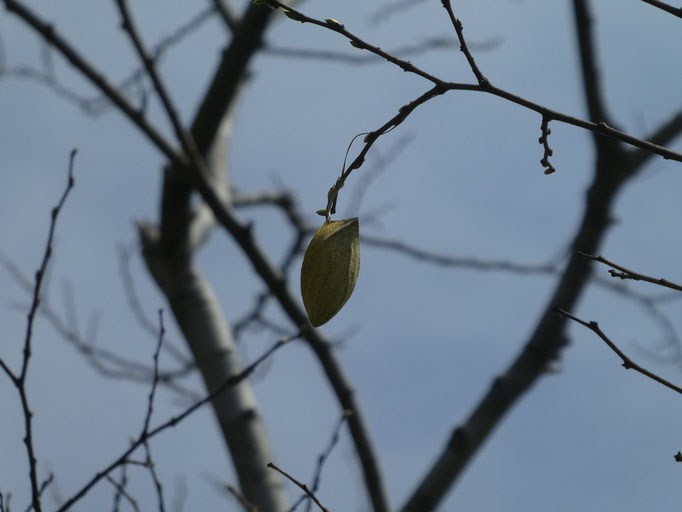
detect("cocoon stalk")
[301,218,360,327]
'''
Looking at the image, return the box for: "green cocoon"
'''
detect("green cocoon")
[300,218,360,327]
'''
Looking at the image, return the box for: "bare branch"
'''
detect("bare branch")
[15,3,682,512]
[572,0,619,156]
[141,311,166,435]
[111,465,128,512]
[0,63,101,111]
[0,6,216,117]
[220,485,258,512]
[267,463,330,512]
[627,109,682,171]
[263,36,500,64]
[263,1,443,83]
[105,476,140,512]
[185,3,273,159]
[363,235,557,274]
[0,253,199,396]
[399,20,632,501]
[640,0,682,18]
[343,134,413,217]
[225,485,258,512]
[440,0,488,86]
[2,0,183,166]
[232,291,271,340]
[142,441,166,512]
[115,12,293,506]
[115,0,193,156]
[302,411,350,512]
[118,1,388,503]
[117,243,190,365]
[263,0,682,166]
[0,150,77,512]
[324,87,444,216]
[555,307,682,395]
[578,252,682,292]
[56,334,294,512]
[591,276,682,359]
[8,0,682,187]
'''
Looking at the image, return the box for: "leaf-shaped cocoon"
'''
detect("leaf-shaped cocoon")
[300,218,360,327]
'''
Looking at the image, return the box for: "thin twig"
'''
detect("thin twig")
[267,462,330,512]
[287,410,350,512]
[263,0,682,166]
[111,465,128,512]
[266,0,443,83]
[9,0,682,173]
[115,0,192,153]
[232,291,271,339]
[0,64,100,111]
[225,485,258,512]
[343,134,413,217]
[105,476,140,512]
[398,1,633,500]
[591,275,682,362]
[640,0,682,19]
[143,441,166,512]
[263,36,480,64]
[37,474,53,501]
[0,149,77,512]
[555,306,682,395]
[327,86,445,216]
[56,334,294,511]
[303,411,350,512]
[572,0,615,130]
[0,253,199,395]
[1,7,216,117]
[262,0,682,215]
[440,0,488,86]
[363,235,558,274]
[117,243,190,365]
[232,189,308,274]
[25,473,54,512]
[13,4,682,512]
[3,0,183,166]
[142,310,166,435]
[578,251,682,292]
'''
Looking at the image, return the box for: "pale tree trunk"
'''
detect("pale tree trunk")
[137,5,289,510]
[139,221,288,511]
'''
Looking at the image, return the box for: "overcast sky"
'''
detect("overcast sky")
[3,1,682,511]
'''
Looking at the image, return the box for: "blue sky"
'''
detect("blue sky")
[2,1,682,510]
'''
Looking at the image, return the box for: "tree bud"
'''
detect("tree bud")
[283,9,303,21]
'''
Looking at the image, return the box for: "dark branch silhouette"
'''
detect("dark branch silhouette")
[555,307,682,395]
[0,149,77,512]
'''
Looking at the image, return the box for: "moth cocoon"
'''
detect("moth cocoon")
[301,218,360,327]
